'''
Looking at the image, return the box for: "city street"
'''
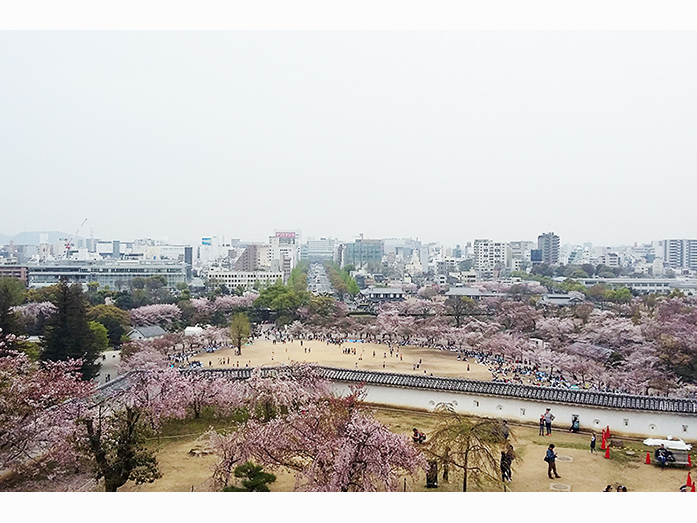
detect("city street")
[307,263,333,295]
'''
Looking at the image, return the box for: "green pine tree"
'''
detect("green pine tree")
[41,280,101,380]
[222,462,276,492]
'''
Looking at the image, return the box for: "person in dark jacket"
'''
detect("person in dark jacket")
[545,444,561,479]
[501,451,512,482]
[655,445,668,468]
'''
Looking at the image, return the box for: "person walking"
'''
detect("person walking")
[501,420,510,440]
[545,444,561,479]
[590,433,597,454]
[544,408,555,435]
[501,451,512,482]
[501,444,515,482]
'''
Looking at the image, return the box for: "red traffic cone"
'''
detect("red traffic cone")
[645,451,652,465]
[687,472,693,488]
[692,484,696,493]
[689,454,693,467]
[606,425,610,437]
[604,446,611,459]
[601,437,607,451]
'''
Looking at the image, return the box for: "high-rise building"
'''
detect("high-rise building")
[537,232,560,265]
[662,239,697,271]
[234,244,270,272]
[184,246,193,281]
[269,231,301,281]
[473,239,511,279]
[343,238,384,270]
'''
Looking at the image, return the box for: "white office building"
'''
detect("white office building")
[207,267,284,290]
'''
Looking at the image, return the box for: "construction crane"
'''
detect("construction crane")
[62,218,88,259]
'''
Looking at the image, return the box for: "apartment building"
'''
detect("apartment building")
[662,239,697,271]
[234,244,270,272]
[537,232,560,265]
[206,267,283,290]
[473,239,511,279]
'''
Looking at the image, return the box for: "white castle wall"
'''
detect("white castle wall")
[331,382,697,440]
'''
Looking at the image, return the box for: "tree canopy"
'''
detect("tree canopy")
[41,281,101,381]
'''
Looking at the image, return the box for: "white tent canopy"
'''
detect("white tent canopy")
[184,326,204,337]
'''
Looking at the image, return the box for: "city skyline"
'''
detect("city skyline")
[2,32,697,247]
[1,226,694,251]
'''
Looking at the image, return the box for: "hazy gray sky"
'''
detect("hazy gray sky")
[1,31,696,247]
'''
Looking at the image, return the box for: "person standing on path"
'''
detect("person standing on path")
[544,408,555,435]
[539,415,546,436]
[545,444,561,479]
[501,420,510,440]
[590,433,597,454]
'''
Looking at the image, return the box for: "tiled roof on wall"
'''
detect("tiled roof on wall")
[188,366,697,414]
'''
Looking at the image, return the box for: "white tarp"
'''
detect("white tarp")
[642,437,692,451]
[184,326,204,336]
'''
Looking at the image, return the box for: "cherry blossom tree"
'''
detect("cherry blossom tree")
[75,403,163,492]
[580,312,645,349]
[643,298,697,383]
[68,347,190,491]
[415,316,450,347]
[573,302,595,324]
[213,293,258,314]
[375,308,401,343]
[116,346,188,422]
[445,296,477,328]
[400,296,445,319]
[129,303,181,327]
[492,300,542,333]
[12,301,57,335]
[564,354,605,388]
[239,365,332,421]
[535,317,576,349]
[524,346,573,379]
[480,332,533,361]
[235,392,427,491]
[208,367,427,491]
[0,349,92,475]
[208,427,254,489]
[189,297,215,322]
[179,372,243,419]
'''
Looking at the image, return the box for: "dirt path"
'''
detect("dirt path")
[190,338,493,381]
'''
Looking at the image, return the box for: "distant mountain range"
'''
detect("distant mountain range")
[0,231,84,245]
